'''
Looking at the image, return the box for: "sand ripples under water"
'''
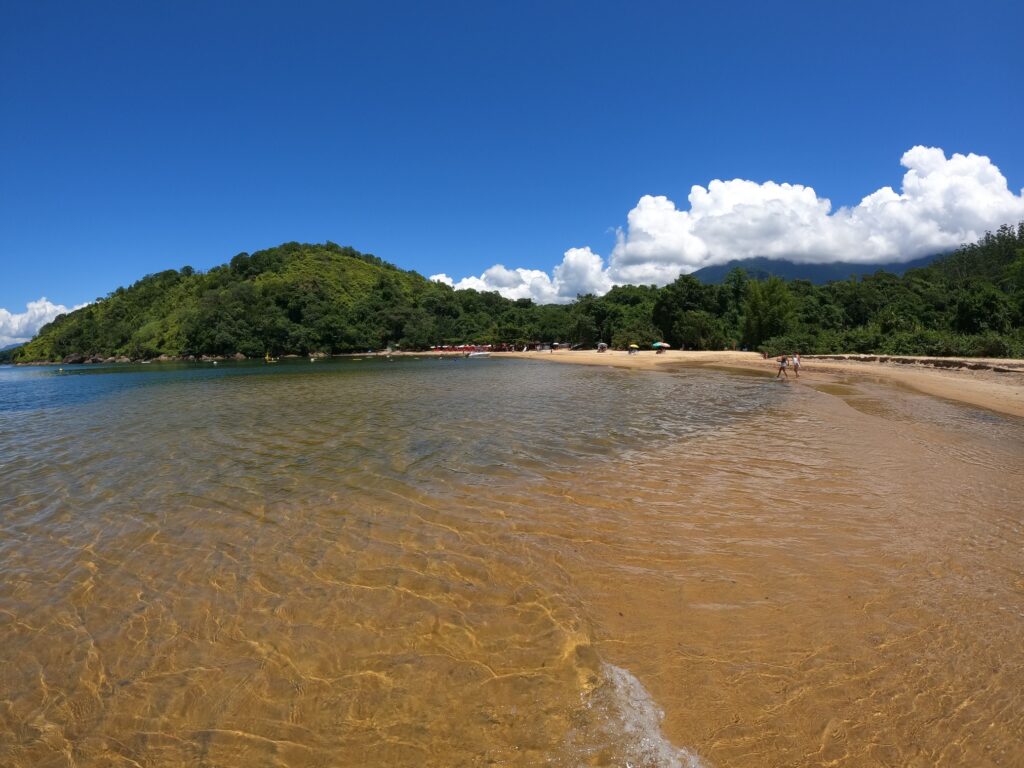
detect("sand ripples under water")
[0,358,1021,766]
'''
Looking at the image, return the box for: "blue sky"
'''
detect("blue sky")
[2,1,1023,335]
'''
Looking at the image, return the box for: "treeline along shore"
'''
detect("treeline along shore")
[7,223,1024,364]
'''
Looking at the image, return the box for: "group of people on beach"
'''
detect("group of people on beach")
[776,353,801,379]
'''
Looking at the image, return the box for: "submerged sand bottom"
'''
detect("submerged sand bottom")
[552,380,1023,766]
[1,360,1021,766]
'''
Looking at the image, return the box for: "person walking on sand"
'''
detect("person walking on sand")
[792,352,801,378]
[776,354,789,379]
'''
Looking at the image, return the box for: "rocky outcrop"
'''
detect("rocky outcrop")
[39,351,262,365]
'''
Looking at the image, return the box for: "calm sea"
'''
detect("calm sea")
[1,357,1022,767]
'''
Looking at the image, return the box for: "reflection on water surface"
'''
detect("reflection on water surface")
[0,358,1021,767]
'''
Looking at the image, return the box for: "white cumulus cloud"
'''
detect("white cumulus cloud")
[443,146,1024,302]
[553,247,613,297]
[439,247,611,304]
[0,297,85,348]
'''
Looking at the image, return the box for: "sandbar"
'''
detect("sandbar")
[499,349,1024,419]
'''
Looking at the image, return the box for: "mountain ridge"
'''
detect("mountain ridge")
[690,253,943,284]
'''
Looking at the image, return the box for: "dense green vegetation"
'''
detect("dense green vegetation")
[743,222,1024,357]
[14,223,1024,362]
[14,242,581,361]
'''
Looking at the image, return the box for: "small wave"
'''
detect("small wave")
[578,663,706,768]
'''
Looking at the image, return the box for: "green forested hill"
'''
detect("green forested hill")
[16,242,553,361]
[645,222,1024,357]
[13,223,1024,362]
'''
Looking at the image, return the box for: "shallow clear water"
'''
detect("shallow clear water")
[1,358,1021,766]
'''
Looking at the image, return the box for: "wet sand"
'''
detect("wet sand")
[500,349,1024,419]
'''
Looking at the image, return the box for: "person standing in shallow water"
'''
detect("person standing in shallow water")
[776,354,789,379]
[792,353,801,378]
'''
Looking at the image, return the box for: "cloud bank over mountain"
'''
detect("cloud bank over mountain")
[0,298,84,348]
[435,146,1024,303]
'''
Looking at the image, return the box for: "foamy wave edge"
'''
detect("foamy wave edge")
[594,662,706,768]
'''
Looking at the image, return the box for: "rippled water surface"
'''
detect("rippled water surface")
[1,358,1022,767]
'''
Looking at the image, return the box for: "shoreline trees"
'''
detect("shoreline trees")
[13,224,1024,363]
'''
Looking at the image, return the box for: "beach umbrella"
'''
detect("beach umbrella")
[628,344,639,349]
[652,341,671,348]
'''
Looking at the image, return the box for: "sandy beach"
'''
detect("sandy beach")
[499,349,1024,419]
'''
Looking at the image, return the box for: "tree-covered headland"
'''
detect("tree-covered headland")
[13,223,1024,362]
